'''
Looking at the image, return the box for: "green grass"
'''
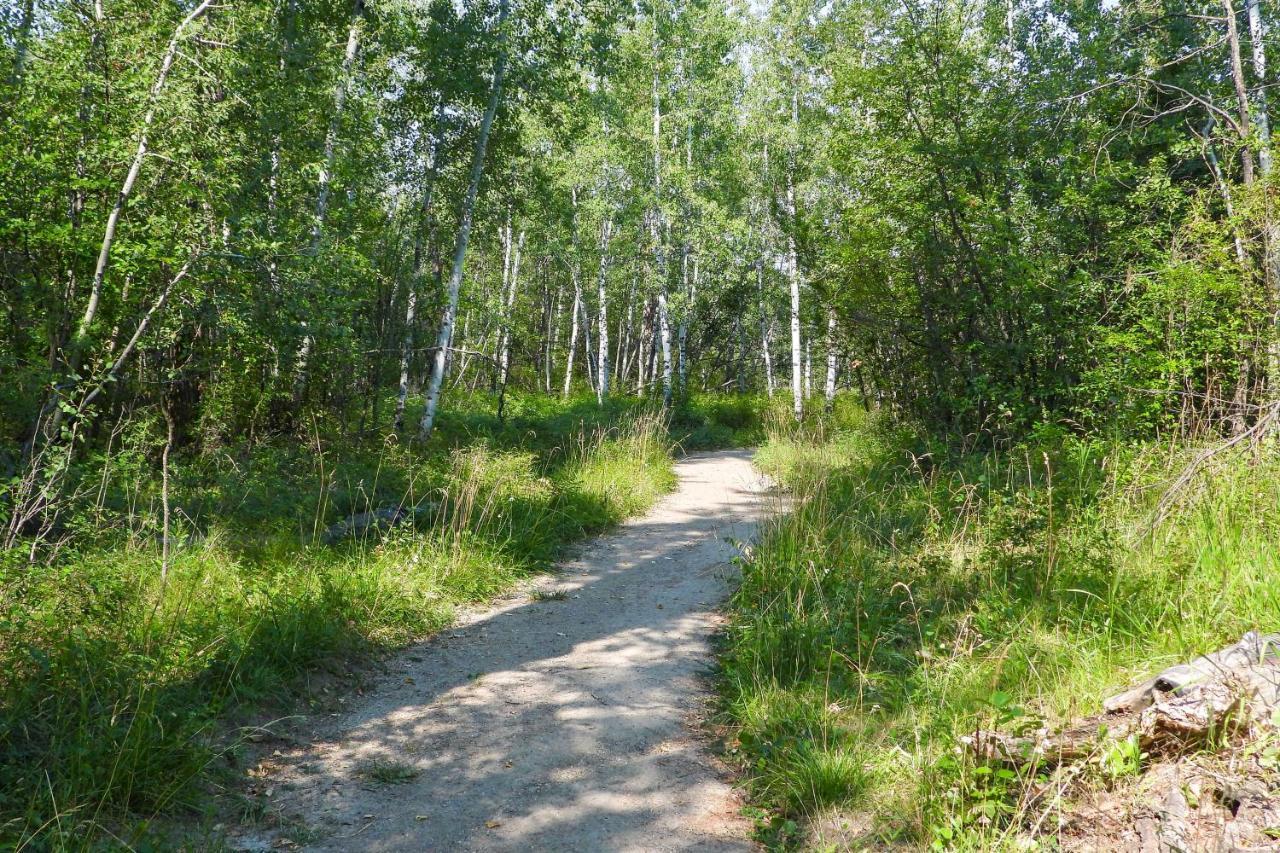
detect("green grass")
[720,399,1280,848]
[0,392,713,850]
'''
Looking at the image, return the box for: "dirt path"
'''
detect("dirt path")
[233,449,769,852]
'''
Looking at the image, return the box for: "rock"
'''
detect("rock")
[320,502,436,545]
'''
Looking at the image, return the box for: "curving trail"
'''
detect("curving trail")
[234,449,770,852]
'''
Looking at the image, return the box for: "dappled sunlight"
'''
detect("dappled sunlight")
[223,450,774,850]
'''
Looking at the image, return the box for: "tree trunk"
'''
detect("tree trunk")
[293,0,366,403]
[9,0,35,87]
[419,0,510,438]
[1247,0,1273,175]
[596,217,613,403]
[394,134,440,430]
[758,260,775,397]
[563,275,582,397]
[580,290,596,393]
[72,0,215,367]
[786,82,804,421]
[787,185,803,420]
[824,306,837,412]
[497,227,524,420]
[1226,0,1257,184]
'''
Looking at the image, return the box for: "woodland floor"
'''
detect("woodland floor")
[224,449,770,852]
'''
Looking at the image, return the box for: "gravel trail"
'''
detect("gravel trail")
[235,449,769,852]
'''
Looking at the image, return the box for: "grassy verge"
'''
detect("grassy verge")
[719,401,1280,848]
[0,393,685,849]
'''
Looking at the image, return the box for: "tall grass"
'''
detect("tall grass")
[720,401,1280,848]
[0,396,678,849]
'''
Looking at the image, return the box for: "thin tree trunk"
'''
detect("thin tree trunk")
[9,0,35,87]
[309,0,364,253]
[72,0,215,367]
[787,182,803,420]
[394,135,440,430]
[1226,0,1257,184]
[619,284,634,387]
[786,82,803,421]
[757,260,775,397]
[824,306,837,412]
[580,290,597,393]
[160,400,175,583]
[596,217,613,403]
[1247,0,1273,174]
[497,228,524,420]
[563,187,583,397]
[563,276,581,397]
[293,0,365,403]
[677,244,690,398]
[1246,0,1280,408]
[419,0,510,438]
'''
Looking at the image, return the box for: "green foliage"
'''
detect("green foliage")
[0,394,677,849]
[720,406,1280,846]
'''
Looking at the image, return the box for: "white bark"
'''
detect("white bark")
[787,184,803,421]
[394,136,440,430]
[824,306,837,412]
[74,0,215,360]
[498,227,525,400]
[309,0,364,254]
[563,276,581,397]
[419,0,510,438]
[757,260,775,397]
[10,0,35,86]
[580,290,596,393]
[1247,0,1273,175]
[786,84,803,421]
[596,217,613,403]
[294,0,365,402]
[650,40,672,408]
[804,338,812,399]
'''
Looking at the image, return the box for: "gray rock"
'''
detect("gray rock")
[320,502,436,545]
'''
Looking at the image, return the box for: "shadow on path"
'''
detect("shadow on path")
[232,449,772,852]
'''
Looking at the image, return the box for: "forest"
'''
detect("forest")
[4,0,1280,848]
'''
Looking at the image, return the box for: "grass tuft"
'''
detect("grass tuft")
[720,399,1280,848]
[0,392,692,849]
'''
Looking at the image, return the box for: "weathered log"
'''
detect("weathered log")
[963,632,1280,767]
[1103,632,1280,714]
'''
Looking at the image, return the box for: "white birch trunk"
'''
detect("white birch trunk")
[787,185,803,421]
[758,260,775,397]
[293,0,365,402]
[498,228,525,401]
[580,291,596,393]
[824,306,837,412]
[394,137,439,430]
[596,217,613,403]
[419,0,510,438]
[786,83,803,421]
[309,0,364,253]
[10,0,35,86]
[74,0,215,361]
[804,338,812,399]
[1247,0,1273,175]
[563,277,581,397]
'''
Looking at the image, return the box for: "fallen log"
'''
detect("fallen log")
[962,632,1280,767]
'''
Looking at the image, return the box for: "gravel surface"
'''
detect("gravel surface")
[232,449,769,852]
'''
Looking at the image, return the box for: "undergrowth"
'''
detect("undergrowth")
[0,391,728,850]
[720,400,1280,849]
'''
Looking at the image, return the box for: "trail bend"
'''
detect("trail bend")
[235,449,770,852]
